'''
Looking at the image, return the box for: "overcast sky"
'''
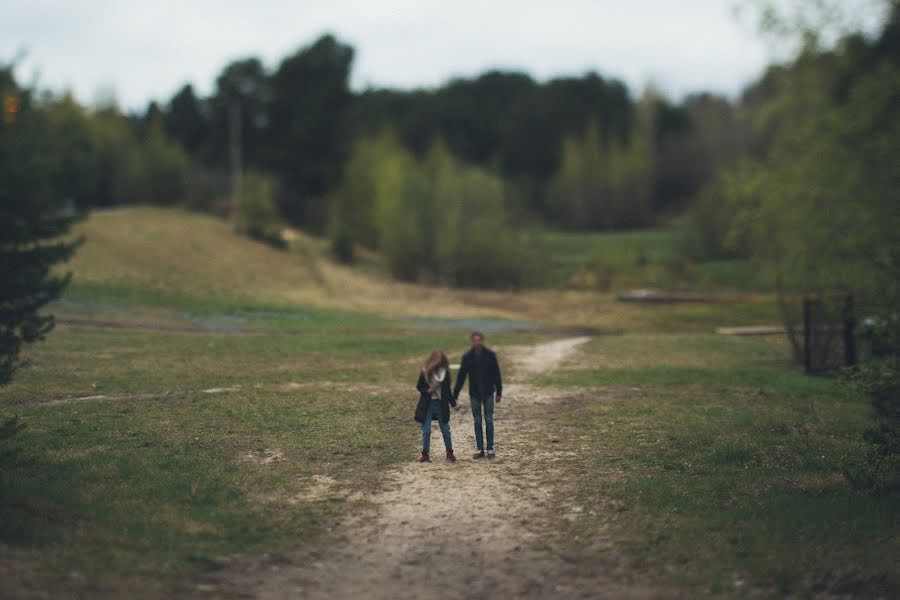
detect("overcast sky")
[0,0,889,111]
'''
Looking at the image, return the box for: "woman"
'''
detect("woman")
[415,349,457,463]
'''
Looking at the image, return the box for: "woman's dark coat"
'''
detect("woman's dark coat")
[415,371,456,424]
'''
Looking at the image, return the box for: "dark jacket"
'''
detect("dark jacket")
[453,347,502,400]
[415,370,456,424]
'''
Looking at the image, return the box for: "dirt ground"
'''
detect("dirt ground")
[195,338,667,599]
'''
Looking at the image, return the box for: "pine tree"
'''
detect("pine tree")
[1,65,82,385]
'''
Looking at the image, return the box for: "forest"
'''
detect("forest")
[2,4,898,294]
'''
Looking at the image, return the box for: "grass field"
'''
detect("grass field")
[536,334,897,596]
[1,207,895,598]
[2,322,518,596]
[534,228,779,292]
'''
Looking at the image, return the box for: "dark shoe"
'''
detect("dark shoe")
[419,452,430,463]
[487,450,495,459]
[446,451,457,462]
[473,451,485,460]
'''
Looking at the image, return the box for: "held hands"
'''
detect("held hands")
[496,395,502,404]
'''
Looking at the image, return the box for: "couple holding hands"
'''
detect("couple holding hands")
[414,331,503,463]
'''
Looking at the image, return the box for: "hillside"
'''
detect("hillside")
[60,207,778,332]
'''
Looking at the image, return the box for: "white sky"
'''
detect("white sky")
[0,0,889,111]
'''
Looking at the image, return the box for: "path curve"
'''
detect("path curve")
[201,337,660,599]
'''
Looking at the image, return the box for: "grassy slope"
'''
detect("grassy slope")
[535,228,778,292]
[2,207,893,597]
[60,208,780,332]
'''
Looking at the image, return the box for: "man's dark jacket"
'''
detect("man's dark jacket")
[453,347,502,400]
[415,371,456,424]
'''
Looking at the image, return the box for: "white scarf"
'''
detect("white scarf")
[429,367,446,399]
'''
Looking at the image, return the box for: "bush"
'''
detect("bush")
[328,135,391,253]
[140,120,189,204]
[331,133,535,287]
[435,165,530,288]
[845,355,900,493]
[233,172,286,250]
[371,146,427,281]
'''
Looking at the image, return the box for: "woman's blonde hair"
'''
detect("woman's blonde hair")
[423,349,449,378]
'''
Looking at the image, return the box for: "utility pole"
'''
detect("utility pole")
[229,100,243,217]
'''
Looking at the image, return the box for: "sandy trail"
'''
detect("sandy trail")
[205,337,660,599]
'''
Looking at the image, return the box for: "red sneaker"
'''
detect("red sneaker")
[446,451,457,462]
[419,452,430,463]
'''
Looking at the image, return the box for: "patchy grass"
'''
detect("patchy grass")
[533,332,899,598]
[0,322,540,595]
[5,206,879,598]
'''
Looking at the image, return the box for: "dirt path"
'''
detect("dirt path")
[204,337,660,599]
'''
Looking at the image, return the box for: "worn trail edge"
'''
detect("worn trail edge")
[203,337,661,599]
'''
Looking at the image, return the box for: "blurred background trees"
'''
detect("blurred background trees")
[2,3,896,295]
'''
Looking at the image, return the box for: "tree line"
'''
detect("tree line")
[1,4,897,292]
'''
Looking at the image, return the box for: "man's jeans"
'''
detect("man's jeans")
[470,394,494,452]
[422,398,452,454]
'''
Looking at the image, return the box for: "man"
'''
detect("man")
[453,331,503,459]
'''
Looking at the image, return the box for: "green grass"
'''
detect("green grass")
[1,321,536,595]
[534,228,777,292]
[532,332,898,597]
[3,207,894,597]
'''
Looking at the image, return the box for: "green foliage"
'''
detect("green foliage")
[0,67,82,385]
[267,35,355,229]
[435,159,531,288]
[233,171,285,249]
[689,21,900,299]
[327,132,398,262]
[680,10,900,369]
[90,109,146,205]
[683,171,749,261]
[370,140,425,280]
[139,118,189,204]
[845,355,900,493]
[547,104,653,231]
[333,133,531,287]
[845,309,900,493]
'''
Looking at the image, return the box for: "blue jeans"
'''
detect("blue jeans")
[470,394,494,452]
[422,398,452,454]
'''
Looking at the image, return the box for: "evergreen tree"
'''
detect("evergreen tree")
[0,65,82,385]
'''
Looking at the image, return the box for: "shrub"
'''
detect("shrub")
[233,172,286,250]
[844,316,900,494]
[845,356,900,493]
[436,165,530,288]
